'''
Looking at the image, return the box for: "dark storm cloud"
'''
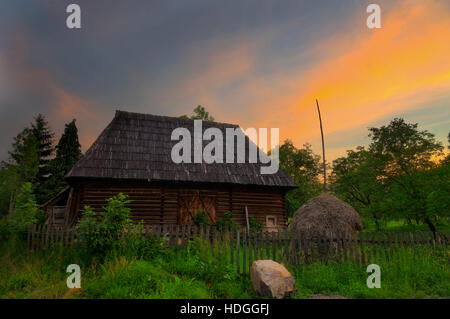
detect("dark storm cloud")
[0,0,332,159]
[2,1,446,162]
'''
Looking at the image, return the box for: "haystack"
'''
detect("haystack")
[290,193,362,238]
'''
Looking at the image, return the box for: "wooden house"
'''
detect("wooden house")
[46,111,296,230]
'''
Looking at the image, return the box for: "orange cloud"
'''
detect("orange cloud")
[232,1,450,158]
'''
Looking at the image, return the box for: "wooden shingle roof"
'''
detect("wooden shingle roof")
[66,110,296,189]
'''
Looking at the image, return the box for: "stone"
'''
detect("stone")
[250,260,295,299]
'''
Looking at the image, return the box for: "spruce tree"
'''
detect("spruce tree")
[30,114,55,203]
[41,119,82,201]
[54,119,82,174]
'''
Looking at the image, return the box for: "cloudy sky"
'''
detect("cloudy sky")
[1,0,449,162]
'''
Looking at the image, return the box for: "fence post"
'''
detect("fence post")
[409,232,415,258]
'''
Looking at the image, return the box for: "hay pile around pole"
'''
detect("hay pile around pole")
[290,193,362,238]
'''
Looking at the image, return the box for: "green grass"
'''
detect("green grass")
[0,236,254,299]
[363,220,450,233]
[0,235,448,299]
[290,248,449,298]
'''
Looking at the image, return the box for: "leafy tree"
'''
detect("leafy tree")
[444,132,450,163]
[368,118,443,231]
[331,146,386,229]
[7,182,39,236]
[279,140,322,218]
[1,129,40,216]
[7,128,40,184]
[331,118,445,231]
[181,105,215,121]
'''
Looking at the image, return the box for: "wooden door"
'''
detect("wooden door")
[178,193,216,224]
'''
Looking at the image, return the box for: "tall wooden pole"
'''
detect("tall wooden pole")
[316,99,327,193]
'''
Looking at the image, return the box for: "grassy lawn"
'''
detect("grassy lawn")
[1,235,448,299]
[363,220,450,233]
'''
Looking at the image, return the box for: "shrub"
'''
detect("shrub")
[76,194,166,261]
[0,218,9,241]
[193,210,208,226]
[215,211,235,229]
[76,193,133,260]
[248,216,262,232]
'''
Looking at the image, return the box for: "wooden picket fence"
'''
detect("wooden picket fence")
[27,224,77,252]
[28,224,449,275]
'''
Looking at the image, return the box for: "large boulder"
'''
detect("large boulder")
[290,193,362,238]
[250,260,295,299]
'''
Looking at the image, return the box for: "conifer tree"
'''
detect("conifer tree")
[30,114,55,203]
[41,119,82,201]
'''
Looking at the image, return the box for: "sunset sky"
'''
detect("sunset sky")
[1,0,449,162]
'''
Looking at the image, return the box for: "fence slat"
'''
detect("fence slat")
[259,231,264,259]
[272,232,276,261]
[248,229,253,270]
[359,232,365,264]
[439,232,447,249]
[254,231,258,261]
[409,232,415,257]
[243,229,247,275]
[236,229,240,274]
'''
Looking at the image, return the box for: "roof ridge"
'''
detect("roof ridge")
[115,109,239,128]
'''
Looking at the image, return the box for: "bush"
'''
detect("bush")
[248,216,262,232]
[193,210,208,226]
[76,193,133,260]
[215,211,235,229]
[0,218,9,241]
[76,193,167,262]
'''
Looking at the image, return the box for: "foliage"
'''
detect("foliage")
[331,118,447,231]
[180,105,215,121]
[76,193,133,260]
[30,114,55,204]
[0,114,61,216]
[41,119,83,201]
[0,218,9,241]
[248,216,262,232]
[330,146,386,229]
[192,210,209,226]
[7,183,39,238]
[0,130,40,217]
[215,211,235,228]
[279,140,322,218]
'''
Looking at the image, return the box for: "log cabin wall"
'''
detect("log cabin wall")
[69,181,287,230]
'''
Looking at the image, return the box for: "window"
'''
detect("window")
[266,215,277,228]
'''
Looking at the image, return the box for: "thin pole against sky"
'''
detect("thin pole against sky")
[316,99,327,193]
